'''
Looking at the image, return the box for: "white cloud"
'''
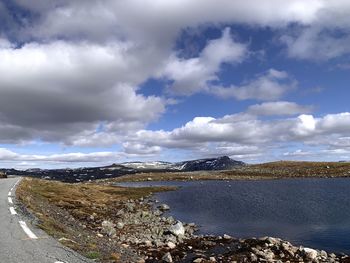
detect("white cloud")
[0,40,165,144]
[248,101,313,116]
[162,28,247,95]
[0,0,349,167]
[279,2,350,60]
[123,142,162,155]
[0,148,121,163]
[124,112,350,161]
[211,69,297,100]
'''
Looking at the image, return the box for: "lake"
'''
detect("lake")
[119,178,350,254]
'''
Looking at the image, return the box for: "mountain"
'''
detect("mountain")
[174,156,245,171]
[121,156,245,172]
[120,161,173,170]
[1,156,244,182]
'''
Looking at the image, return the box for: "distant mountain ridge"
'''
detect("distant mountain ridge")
[120,156,245,171]
[0,156,245,182]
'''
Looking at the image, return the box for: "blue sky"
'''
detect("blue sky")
[0,0,350,168]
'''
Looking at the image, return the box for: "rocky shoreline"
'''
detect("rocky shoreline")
[105,197,350,263]
[16,178,350,262]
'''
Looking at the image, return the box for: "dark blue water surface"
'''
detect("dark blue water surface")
[119,179,350,254]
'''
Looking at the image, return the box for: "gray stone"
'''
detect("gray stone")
[167,241,176,249]
[223,234,232,240]
[162,252,173,263]
[158,204,170,211]
[168,221,185,236]
[101,220,116,237]
[303,248,318,261]
[116,222,124,229]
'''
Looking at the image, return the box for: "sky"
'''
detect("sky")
[0,0,350,169]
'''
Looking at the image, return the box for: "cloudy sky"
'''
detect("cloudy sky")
[0,0,350,168]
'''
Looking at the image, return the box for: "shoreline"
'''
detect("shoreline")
[16,177,350,262]
[108,161,350,183]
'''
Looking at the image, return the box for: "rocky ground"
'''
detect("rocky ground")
[17,178,350,263]
[87,197,350,263]
[110,161,350,183]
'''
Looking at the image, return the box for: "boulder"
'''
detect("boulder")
[168,221,185,236]
[116,222,124,229]
[223,234,232,240]
[162,252,173,263]
[101,220,116,237]
[167,241,176,249]
[158,204,170,211]
[303,248,318,261]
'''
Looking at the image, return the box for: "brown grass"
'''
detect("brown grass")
[108,161,350,183]
[16,178,173,261]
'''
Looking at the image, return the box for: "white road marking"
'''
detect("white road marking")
[9,207,17,215]
[8,191,11,196]
[8,197,13,204]
[19,221,38,239]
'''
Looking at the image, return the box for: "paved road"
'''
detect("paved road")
[0,177,92,263]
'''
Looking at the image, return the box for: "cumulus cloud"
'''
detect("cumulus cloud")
[0,40,165,144]
[211,69,297,100]
[248,101,313,116]
[3,0,350,62]
[279,2,350,60]
[0,0,349,166]
[124,112,350,160]
[162,28,247,95]
[0,148,121,163]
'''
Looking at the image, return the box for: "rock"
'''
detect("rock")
[58,237,77,244]
[167,241,176,249]
[154,209,162,216]
[266,237,278,244]
[116,209,125,216]
[141,211,150,218]
[89,212,97,220]
[97,233,103,238]
[167,216,175,224]
[193,258,204,263]
[162,252,173,263]
[158,204,170,211]
[250,253,258,262]
[154,240,165,247]
[263,250,275,260]
[303,248,318,261]
[168,221,185,236]
[116,222,124,229]
[209,257,216,262]
[125,203,135,212]
[223,234,232,240]
[101,220,116,237]
[202,240,216,246]
[320,250,328,258]
[144,240,152,247]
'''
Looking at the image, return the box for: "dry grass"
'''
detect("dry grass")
[0,172,7,178]
[108,161,350,183]
[16,178,173,261]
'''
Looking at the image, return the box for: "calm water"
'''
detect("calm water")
[119,178,350,254]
